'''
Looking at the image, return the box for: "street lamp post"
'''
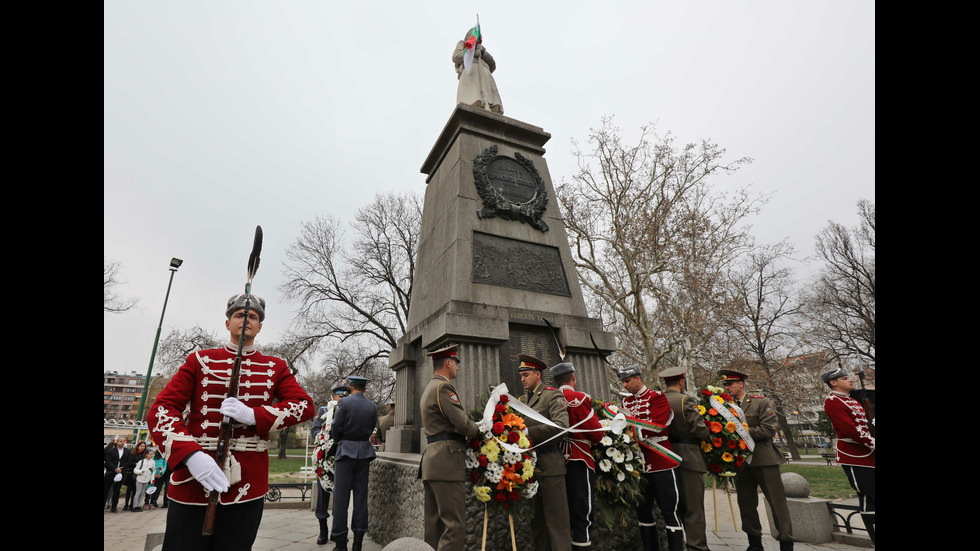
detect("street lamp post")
[134,257,183,442]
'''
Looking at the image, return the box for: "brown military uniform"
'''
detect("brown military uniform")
[521,382,571,551]
[420,373,480,551]
[734,394,794,543]
[665,388,712,551]
[376,410,394,451]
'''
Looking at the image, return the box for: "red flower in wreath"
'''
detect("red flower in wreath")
[470,438,481,450]
[494,492,508,503]
[727,440,737,449]
[709,464,722,473]
[507,431,520,444]
[701,389,713,396]
[713,437,723,448]
[735,455,745,467]
[709,422,723,433]
[499,395,509,403]
[495,403,507,414]
[470,471,480,483]
[478,455,489,468]
[492,422,505,435]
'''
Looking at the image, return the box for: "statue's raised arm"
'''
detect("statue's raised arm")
[452,26,503,115]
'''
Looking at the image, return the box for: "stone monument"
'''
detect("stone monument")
[384,101,616,454]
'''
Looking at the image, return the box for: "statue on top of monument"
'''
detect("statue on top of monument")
[452,22,504,115]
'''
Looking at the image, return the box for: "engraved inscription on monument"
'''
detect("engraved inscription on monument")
[473,145,550,232]
[487,158,536,203]
[472,232,570,296]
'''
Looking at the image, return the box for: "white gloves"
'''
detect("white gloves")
[220,397,256,425]
[185,452,230,493]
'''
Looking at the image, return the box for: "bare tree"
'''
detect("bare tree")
[281,191,421,399]
[805,200,875,366]
[155,325,222,377]
[725,242,825,459]
[557,118,761,377]
[299,342,396,408]
[104,260,139,313]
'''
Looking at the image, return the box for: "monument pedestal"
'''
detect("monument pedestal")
[388,104,615,452]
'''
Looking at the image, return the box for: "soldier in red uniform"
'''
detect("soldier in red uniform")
[550,361,603,548]
[822,366,875,545]
[147,294,314,550]
[618,365,683,551]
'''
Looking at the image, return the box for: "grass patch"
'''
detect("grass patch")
[700,464,854,501]
[780,464,853,500]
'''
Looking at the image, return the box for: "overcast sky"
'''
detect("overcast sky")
[104,1,875,376]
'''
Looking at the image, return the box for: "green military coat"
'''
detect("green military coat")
[520,382,569,477]
[664,388,710,473]
[420,374,480,481]
[737,394,785,467]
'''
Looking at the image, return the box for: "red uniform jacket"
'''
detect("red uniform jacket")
[147,345,314,505]
[622,386,678,472]
[824,391,875,468]
[559,386,603,470]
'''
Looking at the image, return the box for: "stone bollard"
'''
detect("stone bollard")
[763,472,833,543]
[381,537,435,551]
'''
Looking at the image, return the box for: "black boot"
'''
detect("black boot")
[639,526,659,551]
[666,529,684,551]
[779,540,794,551]
[746,534,764,551]
[316,519,329,545]
[863,515,875,546]
[352,532,364,551]
[332,536,348,551]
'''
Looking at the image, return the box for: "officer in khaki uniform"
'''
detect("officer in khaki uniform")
[420,345,481,551]
[518,354,571,551]
[719,369,794,551]
[661,367,712,551]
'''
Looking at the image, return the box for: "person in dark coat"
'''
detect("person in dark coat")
[311,385,350,545]
[329,376,378,551]
[104,436,132,512]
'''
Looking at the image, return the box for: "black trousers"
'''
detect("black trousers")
[103,473,122,509]
[331,457,370,539]
[162,499,264,551]
[638,469,681,531]
[843,465,875,536]
[315,479,332,520]
[565,461,595,546]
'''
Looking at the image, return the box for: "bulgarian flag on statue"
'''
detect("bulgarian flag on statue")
[462,18,482,72]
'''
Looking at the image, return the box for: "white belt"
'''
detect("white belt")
[195,435,270,452]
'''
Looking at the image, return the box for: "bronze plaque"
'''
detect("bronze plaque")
[473,145,550,232]
[472,232,570,296]
[486,157,538,204]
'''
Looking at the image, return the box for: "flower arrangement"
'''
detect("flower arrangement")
[312,423,336,491]
[466,392,538,511]
[698,386,752,476]
[591,400,646,528]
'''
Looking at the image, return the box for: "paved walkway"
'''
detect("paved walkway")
[104,489,869,550]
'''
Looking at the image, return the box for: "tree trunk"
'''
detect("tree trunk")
[774,409,801,460]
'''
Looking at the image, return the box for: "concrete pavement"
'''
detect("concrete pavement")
[104,488,870,550]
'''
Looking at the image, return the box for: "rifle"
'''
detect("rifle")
[855,368,875,437]
[202,226,263,536]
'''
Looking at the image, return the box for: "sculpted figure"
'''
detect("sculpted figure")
[453,28,503,114]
